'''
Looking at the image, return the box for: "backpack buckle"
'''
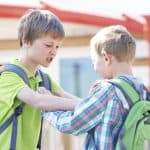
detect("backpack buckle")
[144,116,150,125]
[14,106,23,116]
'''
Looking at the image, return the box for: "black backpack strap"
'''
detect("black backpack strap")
[38,70,51,90]
[4,64,30,86]
[0,64,29,150]
[36,70,51,150]
[0,64,51,150]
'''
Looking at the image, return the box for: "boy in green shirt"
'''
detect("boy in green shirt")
[0,9,80,150]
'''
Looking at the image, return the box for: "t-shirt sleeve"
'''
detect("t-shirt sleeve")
[0,71,27,109]
[47,75,63,92]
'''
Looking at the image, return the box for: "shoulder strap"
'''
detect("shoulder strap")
[0,64,29,150]
[2,64,51,90]
[36,70,51,150]
[37,69,51,91]
[2,64,30,86]
[110,78,140,104]
[0,64,51,150]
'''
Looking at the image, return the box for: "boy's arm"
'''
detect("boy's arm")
[17,87,80,111]
[42,84,116,135]
[0,72,80,111]
[52,89,81,100]
[50,76,81,100]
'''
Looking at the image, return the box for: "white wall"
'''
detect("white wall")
[0,40,149,87]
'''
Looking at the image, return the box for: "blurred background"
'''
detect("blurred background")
[0,0,150,149]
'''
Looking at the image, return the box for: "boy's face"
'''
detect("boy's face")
[25,34,63,67]
[90,49,112,79]
[91,49,104,75]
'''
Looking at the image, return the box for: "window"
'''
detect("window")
[60,57,99,98]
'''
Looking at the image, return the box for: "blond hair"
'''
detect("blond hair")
[90,25,136,63]
[18,9,65,47]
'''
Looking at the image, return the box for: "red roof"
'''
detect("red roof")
[0,1,150,38]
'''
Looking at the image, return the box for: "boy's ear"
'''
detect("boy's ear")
[101,50,112,65]
[22,38,31,48]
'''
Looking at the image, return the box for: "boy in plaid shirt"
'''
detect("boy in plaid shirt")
[42,25,149,150]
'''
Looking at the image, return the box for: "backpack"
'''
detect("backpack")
[0,64,51,150]
[110,78,150,150]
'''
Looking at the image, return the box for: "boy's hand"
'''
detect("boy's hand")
[53,89,82,102]
[89,79,110,94]
[37,87,65,97]
[89,80,102,94]
[52,89,64,97]
[37,87,52,95]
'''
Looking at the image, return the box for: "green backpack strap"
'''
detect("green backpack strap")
[111,78,140,104]
[110,78,150,150]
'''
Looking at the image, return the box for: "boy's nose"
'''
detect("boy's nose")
[49,49,57,56]
[50,47,57,53]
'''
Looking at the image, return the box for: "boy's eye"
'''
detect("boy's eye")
[45,44,52,48]
[56,46,59,49]
[45,44,59,49]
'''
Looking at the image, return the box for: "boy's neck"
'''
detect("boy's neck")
[20,57,38,75]
[113,62,133,78]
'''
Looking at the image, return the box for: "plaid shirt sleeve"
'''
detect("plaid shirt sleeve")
[43,83,116,136]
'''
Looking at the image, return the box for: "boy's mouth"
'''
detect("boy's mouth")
[47,57,53,63]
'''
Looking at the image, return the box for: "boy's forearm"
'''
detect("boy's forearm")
[35,94,81,111]
[53,89,82,101]
[17,87,81,111]
[43,92,102,135]
[60,91,81,100]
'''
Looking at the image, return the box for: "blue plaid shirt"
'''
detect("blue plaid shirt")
[43,76,148,150]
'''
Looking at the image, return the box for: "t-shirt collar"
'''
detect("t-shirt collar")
[11,59,42,82]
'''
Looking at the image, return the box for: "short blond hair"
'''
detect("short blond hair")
[90,25,136,63]
[18,9,65,47]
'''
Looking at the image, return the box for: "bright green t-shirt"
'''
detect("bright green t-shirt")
[0,59,62,150]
